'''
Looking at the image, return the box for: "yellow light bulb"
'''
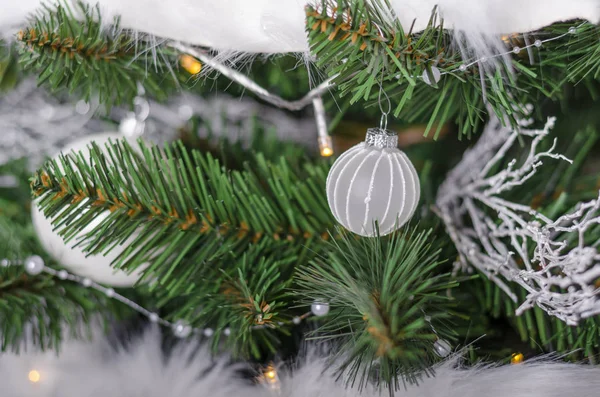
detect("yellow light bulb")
[180,55,202,75]
[321,147,333,156]
[265,369,277,380]
[511,353,524,364]
[318,135,334,157]
[28,370,41,383]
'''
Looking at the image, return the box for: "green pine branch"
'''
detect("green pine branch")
[16,1,180,106]
[30,138,334,289]
[164,241,297,359]
[296,226,460,390]
[29,137,338,357]
[306,0,600,137]
[0,160,129,351]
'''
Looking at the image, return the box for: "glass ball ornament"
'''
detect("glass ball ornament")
[311,301,330,316]
[433,338,452,358]
[326,128,420,237]
[30,133,148,287]
[24,255,45,275]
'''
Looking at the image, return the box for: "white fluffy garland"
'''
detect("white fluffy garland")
[1,1,599,53]
[1,327,599,397]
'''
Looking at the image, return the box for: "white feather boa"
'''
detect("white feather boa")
[1,327,599,397]
[1,1,598,53]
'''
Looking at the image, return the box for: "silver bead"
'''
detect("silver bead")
[148,313,159,323]
[203,328,214,337]
[422,66,441,86]
[172,320,192,338]
[119,116,145,139]
[75,100,90,114]
[311,301,330,316]
[1,259,10,267]
[458,64,467,72]
[292,316,301,325]
[81,278,92,287]
[58,270,68,280]
[513,46,521,54]
[178,105,194,121]
[433,339,452,358]
[534,40,542,48]
[223,327,231,336]
[105,288,115,298]
[568,27,576,35]
[480,56,488,63]
[24,256,45,275]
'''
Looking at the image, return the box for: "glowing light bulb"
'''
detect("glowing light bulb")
[511,352,524,364]
[180,55,202,75]
[265,369,277,380]
[318,135,334,157]
[262,364,280,389]
[28,370,41,383]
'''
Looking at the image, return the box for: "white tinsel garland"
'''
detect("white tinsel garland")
[0,326,599,397]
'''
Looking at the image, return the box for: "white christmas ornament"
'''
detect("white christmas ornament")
[31,132,146,287]
[326,128,420,237]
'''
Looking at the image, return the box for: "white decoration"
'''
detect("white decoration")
[310,301,330,316]
[2,324,600,397]
[172,320,193,339]
[2,1,598,54]
[422,66,442,86]
[31,132,146,287]
[436,112,600,325]
[23,255,45,275]
[433,339,452,358]
[327,128,420,237]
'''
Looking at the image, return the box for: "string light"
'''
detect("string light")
[511,352,525,364]
[180,54,202,75]
[312,96,333,157]
[261,364,280,390]
[318,135,333,157]
[28,370,41,383]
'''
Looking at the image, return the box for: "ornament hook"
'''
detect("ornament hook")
[378,73,391,131]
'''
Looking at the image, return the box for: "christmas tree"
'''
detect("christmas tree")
[1,1,599,395]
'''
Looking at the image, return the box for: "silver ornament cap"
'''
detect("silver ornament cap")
[24,255,45,275]
[365,128,398,149]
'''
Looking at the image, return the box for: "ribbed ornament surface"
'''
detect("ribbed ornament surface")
[326,142,420,237]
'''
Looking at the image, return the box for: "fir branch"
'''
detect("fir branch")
[30,138,335,295]
[306,1,600,137]
[16,1,179,106]
[296,226,459,390]
[0,161,128,351]
[163,241,297,359]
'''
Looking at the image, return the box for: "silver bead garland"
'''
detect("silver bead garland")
[0,254,315,338]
